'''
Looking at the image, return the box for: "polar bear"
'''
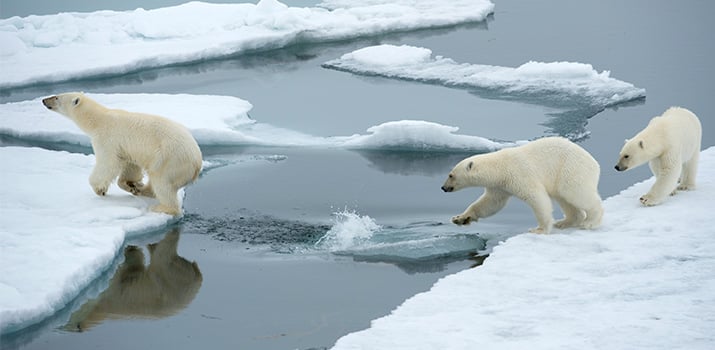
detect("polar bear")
[42,92,202,216]
[441,137,603,234]
[615,107,702,206]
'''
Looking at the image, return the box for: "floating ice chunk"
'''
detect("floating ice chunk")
[0,0,494,88]
[342,45,433,67]
[324,44,646,108]
[341,120,518,152]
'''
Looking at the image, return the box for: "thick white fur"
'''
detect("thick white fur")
[615,107,702,206]
[42,92,202,216]
[442,137,603,234]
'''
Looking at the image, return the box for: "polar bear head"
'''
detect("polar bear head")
[615,137,656,171]
[441,157,479,192]
[42,92,104,134]
[42,92,85,117]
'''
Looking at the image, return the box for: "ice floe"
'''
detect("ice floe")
[0,0,494,89]
[323,44,647,140]
[323,44,646,109]
[0,93,520,152]
[0,147,178,335]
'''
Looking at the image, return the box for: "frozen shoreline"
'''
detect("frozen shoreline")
[331,147,715,350]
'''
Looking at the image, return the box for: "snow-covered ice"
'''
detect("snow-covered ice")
[0,147,178,335]
[0,93,519,152]
[0,0,494,89]
[331,147,715,350]
[323,44,646,109]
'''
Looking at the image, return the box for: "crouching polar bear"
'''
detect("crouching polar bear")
[615,107,702,206]
[43,92,202,216]
[442,137,603,234]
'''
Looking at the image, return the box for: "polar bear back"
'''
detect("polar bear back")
[641,107,702,160]
[494,137,600,196]
[94,108,202,175]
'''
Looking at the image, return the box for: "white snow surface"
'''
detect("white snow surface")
[332,147,715,350]
[324,44,646,108]
[0,147,177,334]
[0,0,494,89]
[0,93,515,152]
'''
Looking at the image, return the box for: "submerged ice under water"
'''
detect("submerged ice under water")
[183,208,486,272]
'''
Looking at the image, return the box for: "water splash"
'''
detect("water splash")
[314,210,382,250]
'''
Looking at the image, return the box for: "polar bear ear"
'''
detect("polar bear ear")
[638,140,644,149]
[624,138,629,144]
[466,161,473,171]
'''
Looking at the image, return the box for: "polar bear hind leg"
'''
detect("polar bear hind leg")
[579,194,603,229]
[118,163,155,197]
[679,152,698,190]
[149,176,181,216]
[554,198,586,229]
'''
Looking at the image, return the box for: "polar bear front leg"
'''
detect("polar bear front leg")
[523,191,554,234]
[89,152,121,196]
[452,188,510,226]
[641,159,681,206]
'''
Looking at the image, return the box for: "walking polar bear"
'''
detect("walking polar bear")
[615,107,702,206]
[441,137,603,234]
[42,92,202,216]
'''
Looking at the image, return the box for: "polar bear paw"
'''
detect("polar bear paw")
[125,181,143,195]
[528,227,549,234]
[554,219,577,229]
[677,184,693,191]
[639,194,661,206]
[451,214,476,226]
[93,185,108,196]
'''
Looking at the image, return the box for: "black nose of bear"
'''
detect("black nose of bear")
[42,96,56,110]
[441,186,453,192]
[614,165,624,171]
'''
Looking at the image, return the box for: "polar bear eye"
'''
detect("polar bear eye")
[624,155,630,159]
[448,174,454,179]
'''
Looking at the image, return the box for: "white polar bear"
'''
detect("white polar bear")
[441,137,603,234]
[42,92,202,216]
[615,107,702,206]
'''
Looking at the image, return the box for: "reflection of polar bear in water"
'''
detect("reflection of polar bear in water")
[64,229,202,332]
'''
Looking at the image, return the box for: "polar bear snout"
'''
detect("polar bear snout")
[441,185,454,192]
[42,96,58,110]
[614,164,627,171]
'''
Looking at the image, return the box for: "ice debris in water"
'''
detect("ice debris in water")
[315,210,382,250]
